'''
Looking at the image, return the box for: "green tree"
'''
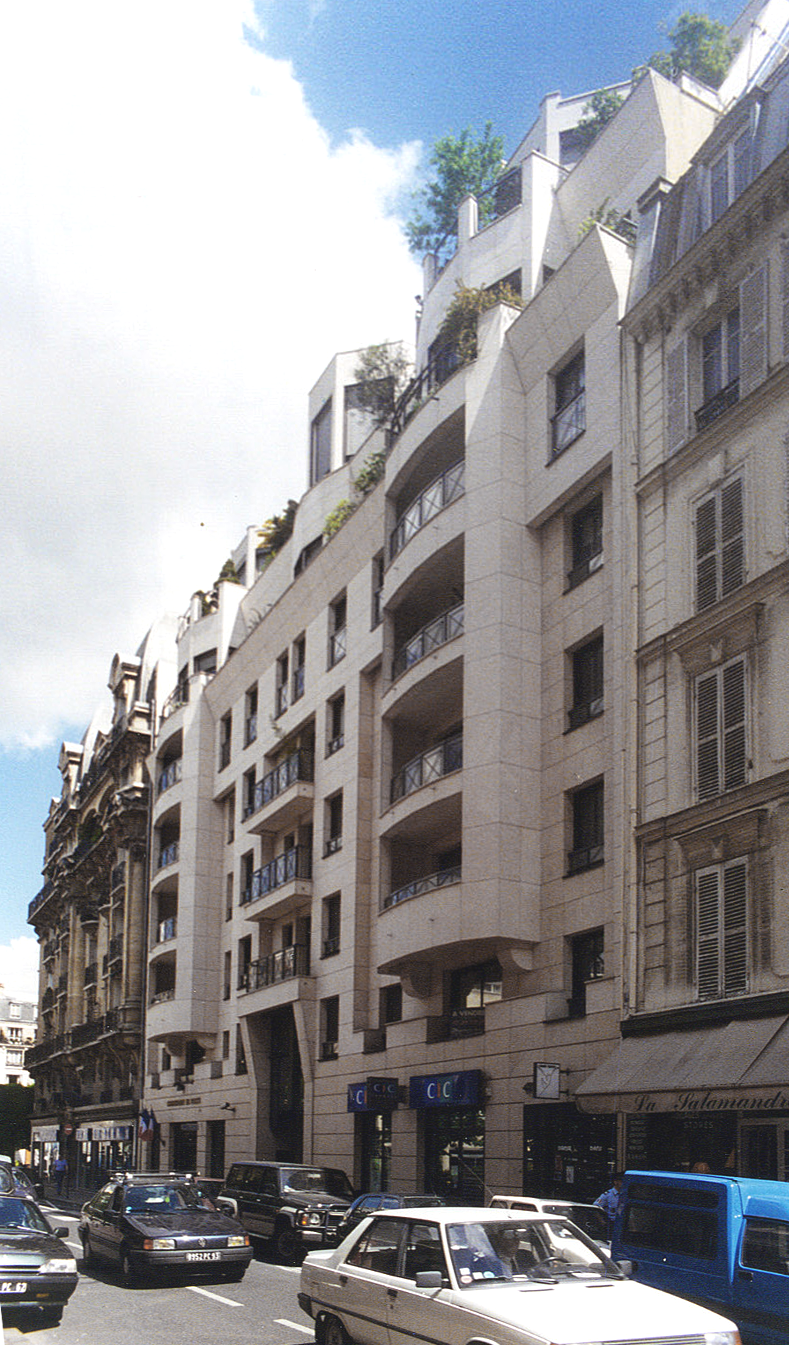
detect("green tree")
[635,12,738,89]
[405,123,505,258]
[575,89,625,153]
[352,343,411,427]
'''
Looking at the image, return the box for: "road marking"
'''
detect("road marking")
[275,1319,313,1335]
[187,1285,242,1306]
[66,1240,82,1252]
[278,1264,302,1274]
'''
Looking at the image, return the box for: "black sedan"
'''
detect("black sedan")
[79,1175,253,1285]
[0,1194,79,1326]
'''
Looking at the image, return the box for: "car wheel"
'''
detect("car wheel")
[121,1248,138,1288]
[273,1219,298,1263]
[322,1313,350,1345]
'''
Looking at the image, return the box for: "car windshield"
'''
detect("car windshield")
[0,1197,50,1233]
[446,1218,613,1285]
[123,1184,205,1213]
[282,1168,353,1199]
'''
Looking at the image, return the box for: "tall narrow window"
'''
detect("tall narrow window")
[245,685,258,746]
[322,894,341,958]
[275,652,289,717]
[695,477,744,611]
[567,495,603,589]
[568,780,604,874]
[696,861,748,1000]
[568,635,603,730]
[569,928,604,1017]
[320,996,339,1059]
[695,657,747,800]
[552,349,585,456]
[325,792,343,856]
[219,713,232,770]
[329,593,347,667]
[696,310,739,430]
[371,552,384,628]
[327,692,345,756]
[310,397,332,485]
[292,635,306,702]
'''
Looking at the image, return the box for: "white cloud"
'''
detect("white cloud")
[0,937,39,1003]
[0,0,421,748]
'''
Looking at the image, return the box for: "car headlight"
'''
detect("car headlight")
[227,1235,248,1248]
[41,1258,77,1274]
[144,1238,176,1250]
[297,1211,323,1228]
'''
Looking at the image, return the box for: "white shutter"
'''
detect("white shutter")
[666,338,688,453]
[720,478,744,598]
[723,861,748,995]
[696,671,720,800]
[696,869,721,1000]
[695,495,718,611]
[739,265,767,398]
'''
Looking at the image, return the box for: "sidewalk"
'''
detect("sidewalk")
[41,1181,96,1214]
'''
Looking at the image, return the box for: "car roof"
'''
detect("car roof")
[354,1206,566,1224]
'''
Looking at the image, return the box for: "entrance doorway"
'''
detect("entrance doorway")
[171,1121,197,1172]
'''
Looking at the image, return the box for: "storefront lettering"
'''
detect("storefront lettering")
[632,1089,789,1114]
[409,1069,482,1109]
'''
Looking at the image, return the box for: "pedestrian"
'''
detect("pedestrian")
[53,1154,67,1196]
[593,1171,623,1230]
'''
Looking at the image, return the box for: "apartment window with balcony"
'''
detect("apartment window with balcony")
[448,959,502,1038]
[567,780,604,875]
[567,494,603,589]
[320,996,339,1060]
[245,685,258,745]
[219,713,232,770]
[696,657,747,800]
[275,651,289,717]
[380,984,402,1026]
[226,788,235,844]
[695,476,744,611]
[310,396,332,485]
[326,691,345,756]
[328,593,347,668]
[371,552,384,629]
[225,874,233,921]
[696,860,748,1000]
[223,950,231,1001]
[325,792,343,856]
[568,928,604,1017]
[551,348,585,457]
[237,936,252,991]
[241,852,254,905]
[568,634,603,730]
[292,635,306,703]
[322,894,341,958]
[243,769,256,818]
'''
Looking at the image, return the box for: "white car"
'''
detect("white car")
[488,1194,610,1249]
[298,1206,740,1345]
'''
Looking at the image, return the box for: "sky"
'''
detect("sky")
[0,0,740,1000]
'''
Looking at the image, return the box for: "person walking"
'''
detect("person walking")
[53,1154,67,1196]
[594,1171,623,1231]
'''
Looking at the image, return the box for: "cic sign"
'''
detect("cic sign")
[409,1069,482,1109]
[347,1077,400,1112]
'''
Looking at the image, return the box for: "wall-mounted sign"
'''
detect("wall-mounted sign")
[409,1070,482,1109]
[533,1062,561,1100]
[347,1077,400,1112]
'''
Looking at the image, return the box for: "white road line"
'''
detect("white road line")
[186,1285,243,1306]
[66,1240,82,1252]
[279,1264,302,1274]
[274,1319,313,1335]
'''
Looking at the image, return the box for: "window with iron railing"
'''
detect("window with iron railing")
[392,603,464,680]
[383,863,461,912]
[551,350,585,457]
[391,732,462,804]
[389,461,465,560]
[242,845,313,904]
[252,749,314,815]
[568,635,603,731]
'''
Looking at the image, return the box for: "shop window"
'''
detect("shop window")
[329,593,347,668]
[567,780,604,875]
[292,634,306,702]
[448,959,502,1038]
[551,348,585,457]
[275,651,289,717]
[322,894,341,958]
[325,792,343,856]
[327,691,345,756]
[695,477,744,612]
[310,397,332,485]
[568,634,603,730]
[696,860,748,1001]
[320,996,339,1060]
[567,495,603,589]
[245,685,258,746]
[568,928,604,1017]
[695,657,747,800]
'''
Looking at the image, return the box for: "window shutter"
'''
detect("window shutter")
[666,338,688,453]
[697,869,720,999]
[722,658,747,791]
[723,861,748,995]
[782,239,789,364]
[695,495,718,611]
[739,265,767,398]
[696,671,720,800]
[720,478,744,598]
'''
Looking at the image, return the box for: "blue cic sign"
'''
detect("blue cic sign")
[347,1077,400,1112]
[409,1069,482,1109]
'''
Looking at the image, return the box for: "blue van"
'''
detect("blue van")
[612,1170,789,1345]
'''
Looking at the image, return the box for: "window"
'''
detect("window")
[237,936,252,991]
[235,1025,247,1075]
[219,713,232,770]
[241,852,254,904]
[243,769,256,819]
[226,789,235,844]
[552,349,585,456]
[569,928,604,1017]
[695,657,747,800]
[567,495,603,589]
[223,951,231,1001]
[225,874,233,921]
[275,652,289,717]
[329,593,347,667]
[327,692,345,756]
[567,780,604,874]
[568,635,603,730]
[292,635,306,703]
[322,894,341,958]
[697,309,740,430]
[696,860,748,1000]
[194,648,217,676]
[320,996,339,1059]
[448,958,502,1037]
[325,792,343,856]
[710,128,751,224]
[695,477,744,611]
[742,1217,789,1275]
[245,685,258,746]
[310,397,332,485]
[372,552,384,629]
[222,1030,230,1061]
[380,984,402,1026]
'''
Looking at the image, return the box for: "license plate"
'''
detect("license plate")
[185,1251,220,1262]
[0,1281,28,1294]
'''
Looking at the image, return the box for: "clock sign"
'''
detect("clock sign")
[533,1062,561,1099]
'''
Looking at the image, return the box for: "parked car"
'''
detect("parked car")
[218,1160,354,1260]
[0,1162,44,1202]
[613,1168,789,1345]
[299,1205,740,1345]
[0,1193,79,1327]
[488,1193,610,1249]
[337,1193,447,1241]
[79,1172,252,1285]
[189,1177,225,1208]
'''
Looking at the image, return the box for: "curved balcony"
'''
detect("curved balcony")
[389,460,465,562]
[157,758,182,796]
[153,916,177,946]
[247,749,314,835]
[391,732,462,805]
[241,845,312,923]
[383,863,461,912]
[392,602,464,682]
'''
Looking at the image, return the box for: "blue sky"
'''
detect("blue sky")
[0,0,741,995]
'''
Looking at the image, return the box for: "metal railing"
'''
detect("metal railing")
[392,602,464,680]
[390,347,463,438]
[244,942,310,991]
[328,627,347,667]
[242,845,312,905]
[389,460,465,560]
[251,750,314,815]
[158,759,182,794]
[695,378,739,432]
[551,389,586,456]
[391,732,463,804]
[156,917,177,943]
[157,841,179,869]
[382,864,462,911]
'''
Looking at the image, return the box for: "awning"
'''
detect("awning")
[576,1014,789,1114]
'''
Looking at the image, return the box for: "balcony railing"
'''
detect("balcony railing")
[251,750,314,815]
[391,732,463,804]
[695,378,739,432]
[156,917,177,943]
[567,844,604,875]
[551,389,586,456]
[390,347,463,439]
[157,841,179,869]
[241,845,312,906]
[389,460,465,560]
[150,986,176,1005]
[244,942,310,992]
[157,759,182,794]
[392,602,464,680]
[382,864,462,912]
[28,882,54,923]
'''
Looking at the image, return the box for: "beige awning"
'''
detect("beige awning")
[576,1015,789,1113]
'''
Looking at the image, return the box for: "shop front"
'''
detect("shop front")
[409,1069,485,1202]
[347,1077,399,1191]
[74,1123,134,1189]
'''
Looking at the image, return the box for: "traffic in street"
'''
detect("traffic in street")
[1,1200,315,1345]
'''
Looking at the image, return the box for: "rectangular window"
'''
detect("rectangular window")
[695,657,747,800]
[697,309,740,430]
[696,860,748,1000]
[241,852,254,904]
[552,349,585,456]
[292,635,306,703]
[448,959,503,1038]
[219,713,232,771]
[237,936,252,991]
[225,873,233,921]
[567,495,603,589]
[329,593,347,668]
[695,477,744,611]
[568,634,603,730]
[275,652,289,717]
[310,397,332,485]
[567,780,604,874]
[325,792,343,856]
[372,552,384,629]
[710,128,751,224]
[322,894,341,958]
[380,984,402,1026]
[569,928,604,1017]
[320,996,339,1060]
[243,769,256,819]
[245,685,258,746]
[223,951,231,1001]
[327,692,345,756]
[226,789,235,844]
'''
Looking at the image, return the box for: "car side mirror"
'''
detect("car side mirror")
[55,1227,69,1239]
[415,1271,443,1290]
[216,1197,238,1218]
